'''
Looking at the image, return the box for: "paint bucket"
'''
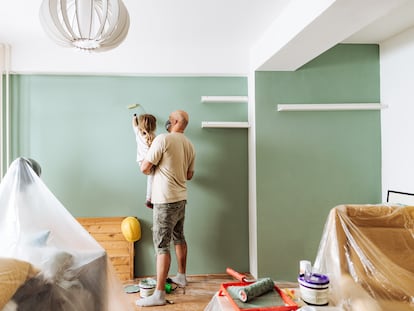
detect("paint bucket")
[139,278,156,297]
[298,273,330,306]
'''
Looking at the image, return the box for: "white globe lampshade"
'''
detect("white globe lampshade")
[39,0,130,52]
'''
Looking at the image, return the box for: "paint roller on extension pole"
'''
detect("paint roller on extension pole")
[226,267,275,303]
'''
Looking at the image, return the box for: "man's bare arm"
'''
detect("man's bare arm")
[141,160,154,175]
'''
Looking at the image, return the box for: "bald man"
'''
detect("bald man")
[137,110,196,307]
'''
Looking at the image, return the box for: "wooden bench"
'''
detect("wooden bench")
[76,217,135,281]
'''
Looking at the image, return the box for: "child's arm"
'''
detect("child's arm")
[132,114,139,128]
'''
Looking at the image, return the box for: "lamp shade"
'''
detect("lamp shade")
[39,0,130,52]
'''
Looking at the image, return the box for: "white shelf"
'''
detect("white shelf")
[201,121,250,128]
[277,103,387,111]
[201,96,248,103]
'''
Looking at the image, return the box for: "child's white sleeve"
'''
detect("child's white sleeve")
[135,130,149,163]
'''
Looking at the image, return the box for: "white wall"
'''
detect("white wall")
[380,27,414,199]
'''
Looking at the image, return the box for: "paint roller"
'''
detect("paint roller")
[237,278,275,302]
[127,103,146,114]
[226,268,275,303]
[127,103,140,109]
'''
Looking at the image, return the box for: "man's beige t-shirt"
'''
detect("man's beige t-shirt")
[145,132,195,204]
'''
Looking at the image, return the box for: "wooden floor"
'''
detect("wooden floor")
[124,274,237,311]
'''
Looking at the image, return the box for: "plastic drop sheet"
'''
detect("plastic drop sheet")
[0,157,135,311]
[314,204,414,311]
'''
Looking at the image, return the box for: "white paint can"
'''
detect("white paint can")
[298,273,330,306]
[139,278,156,297]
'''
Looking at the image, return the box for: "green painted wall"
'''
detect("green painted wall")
[255,44,381,281]
[5,44,382,281]
[8,75,249,277]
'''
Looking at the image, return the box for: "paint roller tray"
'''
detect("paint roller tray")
[219,281,299,311]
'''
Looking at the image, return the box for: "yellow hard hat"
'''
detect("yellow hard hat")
[121,217,141,242]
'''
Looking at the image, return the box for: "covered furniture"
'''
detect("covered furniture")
[0,158,135,311]
[314,204,414,311]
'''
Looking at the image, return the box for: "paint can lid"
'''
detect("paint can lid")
[298,273,330,287]
[139,278,156,289]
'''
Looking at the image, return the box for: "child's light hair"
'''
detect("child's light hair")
[138,114,157,146]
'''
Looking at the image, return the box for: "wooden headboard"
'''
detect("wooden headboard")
[76,217,134,281]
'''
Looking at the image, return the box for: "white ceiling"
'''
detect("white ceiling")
[123,0,292,49]
[343,0,414,43]
[0,0,414,75]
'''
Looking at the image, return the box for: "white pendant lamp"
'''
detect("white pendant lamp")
[39,0,130,52]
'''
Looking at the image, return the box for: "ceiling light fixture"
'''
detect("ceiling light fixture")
[39,0,130,52]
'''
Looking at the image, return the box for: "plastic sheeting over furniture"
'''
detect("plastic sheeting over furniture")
[314,204,414,311]
[0,157,135,311]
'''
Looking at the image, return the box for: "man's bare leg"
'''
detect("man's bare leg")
[172,242,188,286]
[136,253,170,307]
